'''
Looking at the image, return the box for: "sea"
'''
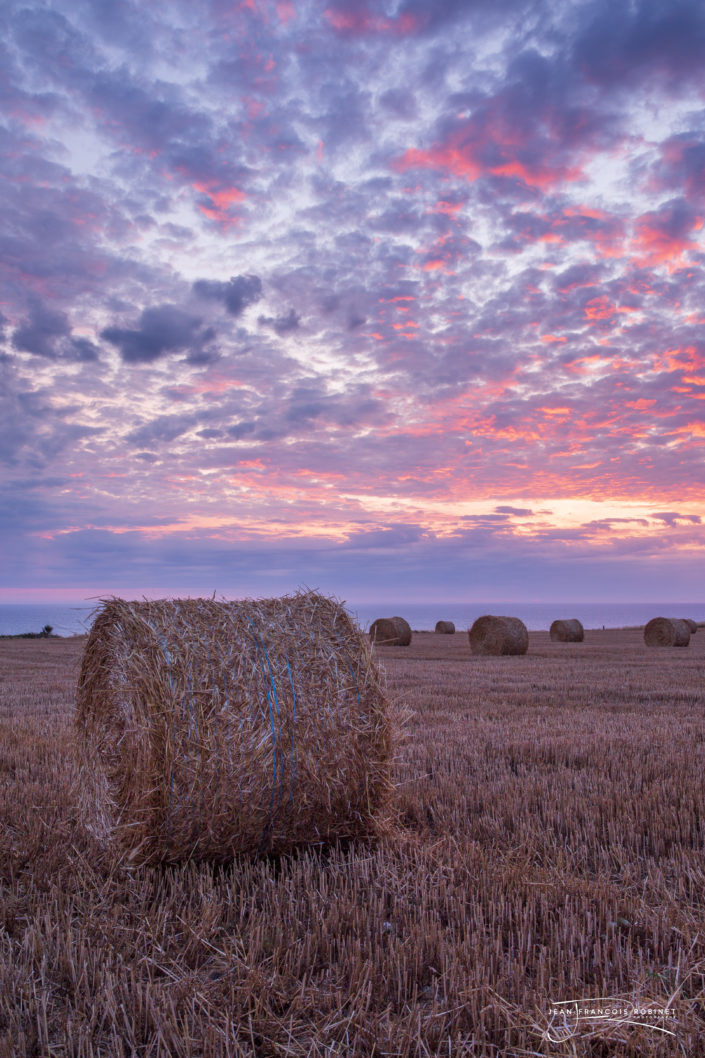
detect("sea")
[1,600,704,638]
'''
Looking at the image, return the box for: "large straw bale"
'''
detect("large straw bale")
[468,615,528,656]
[369,616,412,646]
[434,620,455,634]
[682,618,698,634]
[75,592,393,865]
[644,617,690,648]
[549,618,584,643]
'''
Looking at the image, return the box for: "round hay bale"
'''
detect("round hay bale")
[549,619,584,643]
[369,616,412,646]
[75,592,393,865]
[370,618,400,645]
[391,616,412,646]
[434,620,455,634]
[468,615,528,656]
[644,617,690,648]
[682,618,698,634]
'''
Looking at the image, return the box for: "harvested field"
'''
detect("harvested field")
[2,628,705,1056]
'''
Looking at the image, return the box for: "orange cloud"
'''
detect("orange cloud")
[631,211,702,270]
[276,0,295,22]
[393,119,583,190]
[193,182,246,228]
[655,346,705,374]
[323,7,417,34]
[584,296,616,320]
[170,375,246,397]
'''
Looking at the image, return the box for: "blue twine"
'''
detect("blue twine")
[221,650,233,769]
[170,602,199,850]
[346,659,361,704]
[151,627,176,858]
[245,616,284,850]
[185,668,202,849]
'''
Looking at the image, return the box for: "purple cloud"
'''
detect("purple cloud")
[258,308,301,335]
[192,275,263,316]
[1,0,705,603]
[101,305,213,363]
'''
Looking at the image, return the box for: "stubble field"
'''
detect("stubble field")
[1,628,704,1057]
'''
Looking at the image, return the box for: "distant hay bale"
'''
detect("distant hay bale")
[682,618,698,634]
[468,615,529,656]
[434,620,455,634]
[644,617,691,648]
[392,616,412,645]
[369,618,398,645]
[549,619,584,643]
[75,592,393,865]
[369,616,412,646]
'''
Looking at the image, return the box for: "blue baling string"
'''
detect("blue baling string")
[150,627,176,857]
[185,668,202,848]
[173,603,199,849]
[221,648,233,768]
[259,636,285,817]
[245,616,284,850]
[347,659,361,704]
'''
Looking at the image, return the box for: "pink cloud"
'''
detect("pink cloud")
[323,4,418,35]
[393,111,585,191]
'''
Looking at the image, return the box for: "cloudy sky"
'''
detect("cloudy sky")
[2,0,705,604]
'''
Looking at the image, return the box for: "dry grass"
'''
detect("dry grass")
[2,628,705,1055]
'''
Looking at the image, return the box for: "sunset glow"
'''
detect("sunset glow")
[2,0,705,603]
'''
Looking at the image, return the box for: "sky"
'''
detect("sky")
[2,0,705,604]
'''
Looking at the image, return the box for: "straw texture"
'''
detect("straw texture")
[644,617,691,648]
[75,592,393,865]
[434,621,455,634]
[391,616,412,646]
[369,616,412,646]
[468,615,529,656]
[549,618,584,642]
[682,618,698,634]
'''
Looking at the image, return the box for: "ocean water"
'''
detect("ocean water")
[0,600,704,637]
[0,604,96,638]
[347,601,705,633]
